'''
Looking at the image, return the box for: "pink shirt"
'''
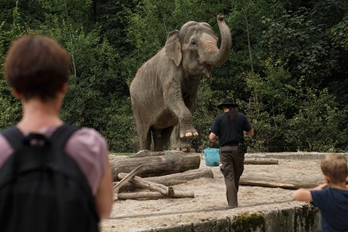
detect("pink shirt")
[0,126,108,195]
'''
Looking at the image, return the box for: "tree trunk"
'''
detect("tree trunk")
[109,151,201,181]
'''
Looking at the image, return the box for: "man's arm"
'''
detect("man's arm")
[292,183,327,202]
[244,128,254,137]
[209,132,217,143]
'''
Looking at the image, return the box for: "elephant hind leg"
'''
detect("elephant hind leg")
[136,123,152,150]
[153,127,174,151]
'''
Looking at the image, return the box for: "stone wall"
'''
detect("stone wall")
[141,204,321,232]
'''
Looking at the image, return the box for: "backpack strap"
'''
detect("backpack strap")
[1,124,79,151]
[49,124,80,148]
[1,126,25,150]
[48,124,99,221]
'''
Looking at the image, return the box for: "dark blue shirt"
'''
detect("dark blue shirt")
[311,188,348,232]
[210,112,252,147]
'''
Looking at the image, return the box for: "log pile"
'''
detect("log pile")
[109,151,201,181]
[114,167,214,194]
[110,150,320,201]
[113,164,199,200]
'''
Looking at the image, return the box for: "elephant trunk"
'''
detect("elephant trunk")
[206,14,232,66]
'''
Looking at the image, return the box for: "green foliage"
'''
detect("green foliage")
[262,9,328,86]
[285,88,348,152]
[332,16,348,50]
[245,59,296,116]
[192,79,221,151]
[0,2,29,129]
[0,0,347,153]
[262,0,348,90]
[99,97,137,152]
[243,61,296,151]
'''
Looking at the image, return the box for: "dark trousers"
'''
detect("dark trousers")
[219,146,245,207]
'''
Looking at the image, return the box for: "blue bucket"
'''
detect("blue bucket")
[203,148,220,166]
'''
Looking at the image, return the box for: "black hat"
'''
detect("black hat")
[217,98,239,110]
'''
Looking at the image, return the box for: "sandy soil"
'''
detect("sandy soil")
[101,153,324,232]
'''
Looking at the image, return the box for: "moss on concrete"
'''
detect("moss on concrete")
[231,212,265,232]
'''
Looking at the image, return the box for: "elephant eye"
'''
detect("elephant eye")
[190,40,197,46]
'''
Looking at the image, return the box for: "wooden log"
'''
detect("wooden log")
[118,173,173,196]
[131,150,166,158]
[115,168,213,192]
[239,180,296,189]
[113,164,143,193]
[146,168,214,186]
[116,191,194,200]
[109,151,201,181]
[240,173,324,189]
[244,158,279,165]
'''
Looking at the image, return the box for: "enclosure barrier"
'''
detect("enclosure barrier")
[139,204,320,232]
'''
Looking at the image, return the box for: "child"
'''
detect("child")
[292,153,348,231]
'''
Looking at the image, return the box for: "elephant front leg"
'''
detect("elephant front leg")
[164,95,198,139]
[170,126,194,152]
[178,116,199,139]
[163,80,198,150]
[172,111,199,152]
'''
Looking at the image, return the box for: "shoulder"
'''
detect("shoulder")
[39,125,107,152]
[67,127,108,158]
[65,127,109,194]
[237,112,248,119]
[216,113,228,120]
[70,127,107,148]
[0,135,13,169]
[311,188,337,205]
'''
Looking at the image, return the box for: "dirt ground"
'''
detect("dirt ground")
[101,153,325,232]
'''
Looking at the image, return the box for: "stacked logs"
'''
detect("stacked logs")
[111,151,204,200]
[110,150,289,201]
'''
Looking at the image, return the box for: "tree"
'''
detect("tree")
[1,0,347,152]
[0,2,29,129]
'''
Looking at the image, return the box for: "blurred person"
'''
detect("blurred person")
[0,35,113,231]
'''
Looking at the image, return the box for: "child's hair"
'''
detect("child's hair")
[4,35,70,102]
[321,153,348,184]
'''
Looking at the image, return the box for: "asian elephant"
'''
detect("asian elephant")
[130,14,232,151]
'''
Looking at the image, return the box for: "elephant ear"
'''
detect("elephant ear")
[165,30,182,66]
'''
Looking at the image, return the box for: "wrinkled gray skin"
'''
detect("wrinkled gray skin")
[130,14,232,151]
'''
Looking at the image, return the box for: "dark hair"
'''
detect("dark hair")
[228,106,238,119]
[4,35,70,101]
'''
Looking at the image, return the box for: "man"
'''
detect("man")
[209,98,254,209]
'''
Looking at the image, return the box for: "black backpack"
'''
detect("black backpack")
[0,124,99,232]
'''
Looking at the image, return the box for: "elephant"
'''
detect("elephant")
[130,14,232,152]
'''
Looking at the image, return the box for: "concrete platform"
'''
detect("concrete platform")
[102,152,346,232]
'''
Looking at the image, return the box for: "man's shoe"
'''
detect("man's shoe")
[227,205,237,209]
